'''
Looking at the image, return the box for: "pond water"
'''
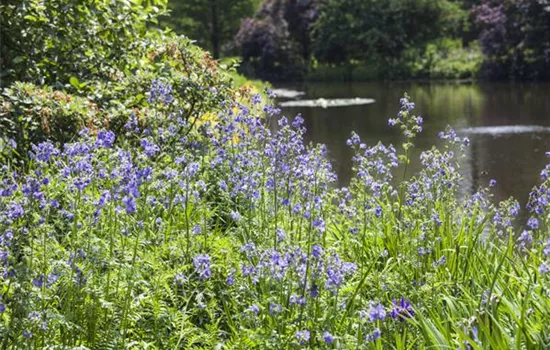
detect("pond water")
[277,81,550,207]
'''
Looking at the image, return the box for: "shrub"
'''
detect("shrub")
[0,83,106,159]
[0,0,168,87]
[406,39,484,80]
[234,0,318,81]
[474,0,550,80]
[0,35,254,162]
[1,0,263,162]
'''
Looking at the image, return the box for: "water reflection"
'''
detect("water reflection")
[279,97,375,108]
[278,81,550,207]
[461,125,550,135]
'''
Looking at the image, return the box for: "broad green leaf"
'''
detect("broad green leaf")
[69,76,81,89]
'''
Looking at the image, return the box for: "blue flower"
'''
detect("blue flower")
[518,230,533,248]
[295,330,310,345]
[124,113,138,131]
[365,328,381,342]
[230,211,242,222]
[325,253,357,292]
[400,96,415,112]
[94,130,115,148]
[292,114,304,128]
[241,242,255,254]
[390,297,414,321]
[47,272,59,287]
[226,269,235,286]
[122,196,137,214]
[312,218,325,232]
[248,304,260,315]
[32,142,59,162]
[33,274,44,288]
[290,294,307,307]
[140,139,160,157]
[269,303,282,315]
[148,80,174,105]
[22,330,32,338]
[527,217,539,230]
[310,284,319,298]
[434,255,447,267]
[323,331,334,344]
[174,273,186,286]
[347,132,361,146]
[192,224,202,235]
[276,228,286,242]
[368,302,386,322]
[7,201,25,220]
[0,250,8,264]
[251,93,262,105]
[312,245,324,258]
[193,255,212,280]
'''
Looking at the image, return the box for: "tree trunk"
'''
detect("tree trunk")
[210,0,220,59]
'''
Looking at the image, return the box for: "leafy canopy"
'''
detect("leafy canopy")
[0,0,168,87]
[161,0,260,58]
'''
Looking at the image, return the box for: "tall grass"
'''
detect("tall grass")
[0,89,549,349]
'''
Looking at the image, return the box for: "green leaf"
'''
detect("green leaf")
[24,15,39,22]
[69,76,80,89]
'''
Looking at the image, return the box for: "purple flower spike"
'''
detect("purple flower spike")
[390,297,415,321]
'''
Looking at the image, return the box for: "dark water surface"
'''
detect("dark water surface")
[277,81,550,206]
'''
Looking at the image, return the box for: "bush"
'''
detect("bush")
[234,0,318,81]
[303,40,483,81]
[0,35,254,163]
[1,0,264,163]
[1,83,106,158]
[0,0,168,87]
[474,0,550,80]
[406,39,484,80]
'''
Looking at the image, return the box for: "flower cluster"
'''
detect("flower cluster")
[0,91,549,349]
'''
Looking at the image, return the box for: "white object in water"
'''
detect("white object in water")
[279,97,375,108]
[271,89,306,99]
[461,125,550,135]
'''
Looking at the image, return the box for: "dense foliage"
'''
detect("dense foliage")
[0,0,258,163]
[404,39,484,80]
[230,0,550,80]
[234,0,318,80]
[474,0,550,80]
[233,0,475,80]
[0,0,168,87]
[160,0,260,59]
[312,0,461,64]
[2,83,550,347]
